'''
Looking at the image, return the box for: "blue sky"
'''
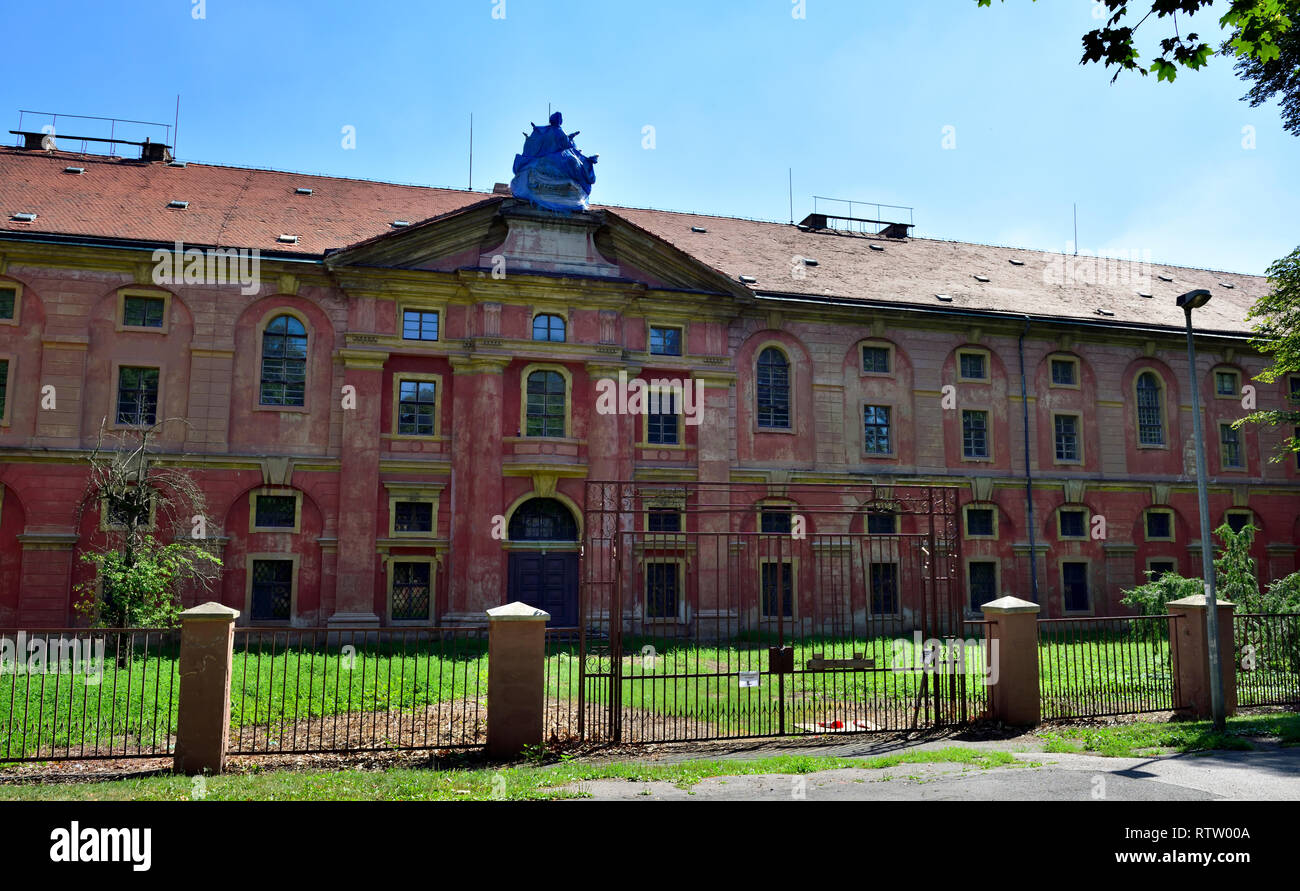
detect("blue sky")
[4,0,1296,274]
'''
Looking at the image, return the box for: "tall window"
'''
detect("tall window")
[391,562,431,621]
[1136,371,1164,446]
[0,359,8,420]
[398,379,438,436]
[1062,562,1090,612]
[250,559,293,621]
[646,562,680,619]
[761,561,794,618]
[525,370,566,437]
[116,367,159,426]
[863,405,892,455]
[260,314,307,406]
[0,285,15,320]
[532,314,566,342]
[649,326,682,356]
[756,347,791,429]
[402,309,439,341]
[647,391,679,445]
[870,563,899,615]
[1220,423,1243,468]
[962,410,989,459]
[968,561,997,612]
[1054,414,1080,462]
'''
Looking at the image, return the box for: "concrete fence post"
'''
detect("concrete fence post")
[1167,594,1237,719]
[981,596,1041,726]
[174,602,239,775]
[486,601,550,758]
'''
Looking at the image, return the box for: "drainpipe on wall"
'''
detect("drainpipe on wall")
[1018,316,1039,602]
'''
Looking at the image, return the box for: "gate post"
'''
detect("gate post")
[174,602,239,776]
[486,601,550,758]
[981,596,1040,726]
[1167,594,1237,719]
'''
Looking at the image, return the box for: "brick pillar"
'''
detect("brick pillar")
[174,602,239,775]
[981,595,1040,726]
[448,356,508,620]
[1168,594,1237,719]
[692,372,736,633]
[330,350,387,627]
[486,601,549,758]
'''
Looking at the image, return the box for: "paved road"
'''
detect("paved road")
[566,746,1300,801]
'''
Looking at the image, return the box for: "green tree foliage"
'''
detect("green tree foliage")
[1231,1,1300,135]
[1239,246,1300,460]
[76,536,221,628]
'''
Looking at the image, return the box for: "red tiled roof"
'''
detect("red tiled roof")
[0,147,1265,334]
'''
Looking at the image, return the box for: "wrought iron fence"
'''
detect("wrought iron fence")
[0,628,178,762]
[544,627,583,744]
[1037,615,1179,720]
[1235,613,1300,707]
[227,626,488,755]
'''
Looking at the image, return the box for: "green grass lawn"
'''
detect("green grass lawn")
[0,747,1021,801]
[1039,712,1300,758]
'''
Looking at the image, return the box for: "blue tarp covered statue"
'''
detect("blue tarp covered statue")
[510,112,599,212]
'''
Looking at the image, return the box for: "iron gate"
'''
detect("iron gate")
[576,481,986,743]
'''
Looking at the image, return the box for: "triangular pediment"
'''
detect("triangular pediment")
[324,196,752,300]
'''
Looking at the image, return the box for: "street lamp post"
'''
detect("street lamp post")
[1177,288,1226,730]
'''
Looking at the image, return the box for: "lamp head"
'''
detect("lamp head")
[1176,289,1212,310]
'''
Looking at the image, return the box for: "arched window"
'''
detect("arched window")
[508,498,578,541]
[533,314,566,342]
[756,347,791,429]
[525,370,566,437]
[260,314,308,406]
[1136,371,1164,446]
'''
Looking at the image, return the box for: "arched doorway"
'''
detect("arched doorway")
[506,498,580,625]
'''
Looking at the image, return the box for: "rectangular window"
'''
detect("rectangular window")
[962,410,989,459]
[866,511,897,535]
[647,509,682,533]
[968,561,997,613]
[1145,510,1173,541]
[1054,414,1081,463]
[958,352,987,381]
[1058,509,1087,539]
[760,507,792,535]
[0,285,15,321]
[760,561,794,618]
[254,494,297,529]
[1290,376,1300,404]
[645,562,680,619]
[1220,423,1243,468]
[870,562,899,615]
[863,405,892,455]
[391,562,431,621]
[250,559,293,621]
[1148,560,1176,581]
[394,501,433,534]
[1226,512,1252,534]
[1050,358,1077,386]
[861,345,891,374]
[116,366,159,426]
[1215,371,1239,397]
[1062,562,1090,612]
[402,309,439,341]
[0,358,8,420]
[649,326,682,356]
[1295,426,1299,470]
[525,370,566,437]
[647,391,679,445]
[965,507,995,538]
[123,296,165,328]
[397,379,438,436]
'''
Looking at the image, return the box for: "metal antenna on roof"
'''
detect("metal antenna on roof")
[1073,203,1078,256]
[173,95,180,157]
[788,168,793,225]
[469,113,473,191]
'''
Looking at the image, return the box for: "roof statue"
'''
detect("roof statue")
[509,112,598,212]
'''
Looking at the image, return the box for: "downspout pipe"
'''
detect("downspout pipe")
[1018,316,1039,602]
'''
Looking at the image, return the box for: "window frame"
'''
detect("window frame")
[758,557,799,620]
[248,487,303,534]
[0,354,12,426]
[1213,367,1241,400]
[1051,410,1084,465]
[1047,354,1080,390]
[1133,369,1167,449]
[1060,559,1093,615]
[531,312,568,343]
[960,407,993,461]
[386,556,437,624]
[1144,508,1175,543]
[0,279,22,327]
[1218,421,1245,471]
[244,553,299,625]
[255,309,311,412]
[1145,558,1177,581]
[865,509,899,535]
[98,489,158,533]
[1057,506,1090,540]
[956,347,991,383]
[383,482,445,540]
[1224,510,1255,535]
[963,504,999,540]
[644,557,687,622]
[520,363,573,439]
[110,362,162,429]
[399,306,441,343]
[116,288,170,334]
[862,403,894,457]
[391,372,444,439]
[859,341,895,377]
[868,560,902,617]
[648,323,684,357]
[754,343,794,432]
[966,558,1000,614]
[642,384,685,447]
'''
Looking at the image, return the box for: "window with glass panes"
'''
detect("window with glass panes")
[645,562,680,619]
[962,410,989,458]
[0,359,9,419]
[394,501,433,534]
[647,509,681,533]
[390,562,431,621]
[1148,560,1175,580]
[761,561,794,618]
[968,561,997,612]
[123,296,165,328]
[401,309,439,341]
[863,405,892,455]
[532,314,566,342]
[1059,509,1087,539]
[260,315,308,406]
[870,562,899,614]
[647,391,679,444]
[1050,358,1077,386]
[866,511,897,535]
[1215,370,1239,396]
[250,559,293,621]
[0,286,15,320]
[649,326,682,356]
[1136,372,1164,445]
[1062,562,1090,612]
[959,352,987,380]
[861,345,890,374]
[760,507,792,534]
[1054,414,1081,462]
[1220,423,1243,468]
[116,366,159,425]
[1145,510,1172,540]
[525,370,566,437]
[254,494,297,529]
[397,379,438,436]
[966,507,995,537]
[756,347,791,428]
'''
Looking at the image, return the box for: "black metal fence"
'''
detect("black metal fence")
[1235,613,1300,707]
[227,626,488,755]
[1037,616,1180,720]
[0,628,178,762]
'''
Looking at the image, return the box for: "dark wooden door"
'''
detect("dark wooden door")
[508,551,578,626]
